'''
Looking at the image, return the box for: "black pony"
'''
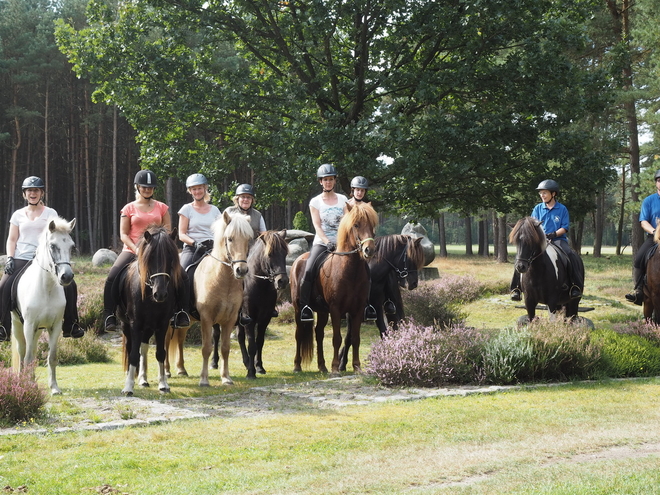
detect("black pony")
[368,235,425,336]
[118,226,183,395]
[509,217,583,321]
[211,230,289,379]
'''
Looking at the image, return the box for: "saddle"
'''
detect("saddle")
[183,253,209,321]
[547,242,570,271]
[112,263,131,319]
[307,247,335,313]
[9,260,33,323]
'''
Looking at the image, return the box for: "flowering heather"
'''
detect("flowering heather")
[0,362,47,425]
[276,301,296,324]
[612,320,660,344]
[367,319,487,387]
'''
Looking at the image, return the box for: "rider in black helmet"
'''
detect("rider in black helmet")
[510,179,583,302]
[625,170,660,305]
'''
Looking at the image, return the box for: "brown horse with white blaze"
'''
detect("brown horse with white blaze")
[291,202,378,375]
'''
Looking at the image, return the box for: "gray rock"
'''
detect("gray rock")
[287,238,309,265]
[401,222,435,266]
[285,229,315,243]
[92,248,118,267]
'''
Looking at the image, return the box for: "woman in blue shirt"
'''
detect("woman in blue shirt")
[510,179,583,301]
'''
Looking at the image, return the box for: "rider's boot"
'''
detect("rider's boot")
[625,266,644,306]
[299,277,314,322]
[510,288,522,301]
[63,320,85,338]
[364,305,377,321]
[384,300,396,315]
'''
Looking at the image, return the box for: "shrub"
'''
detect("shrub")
[0,362,48,426]
[481,327,535,385]
[0,341,10,367]
[593,329,660,377]
[77,289,104,335]
[276,301,296,324]
[611,320,660,344]
[401,280,467,328]
[367,319,487,387]
[292,211,310,231]
[58,331,111,365]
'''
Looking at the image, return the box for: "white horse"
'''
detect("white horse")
[11,217,76,395]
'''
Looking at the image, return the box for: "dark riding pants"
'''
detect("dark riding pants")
[632,235,656,291]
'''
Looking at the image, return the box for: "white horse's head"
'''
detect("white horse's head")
[213,211,253,279]
[40,218,76,286]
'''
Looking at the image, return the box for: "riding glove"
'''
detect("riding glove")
[4,256,14,275]
[545,231,557,240]
[326,241,336,252]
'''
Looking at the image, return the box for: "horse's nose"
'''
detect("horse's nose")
[276,275,289,290]
[234,263,248,279]
[58,267,74,286]
[152,288,168,303]
[515,261,528,274]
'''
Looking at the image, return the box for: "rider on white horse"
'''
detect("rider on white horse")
[0,176,84,341]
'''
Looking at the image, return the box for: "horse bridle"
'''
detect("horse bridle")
[145,271,170,289]
[37,242,72,275]
[332,227,374,256]
[208,237,247,268]
[385,240,416,280]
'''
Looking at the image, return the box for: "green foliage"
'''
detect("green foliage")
[593,329,660,377]
[0,362,48,426]
[292,211,309,232]
[57,332,111,366]
[481,328,536,385]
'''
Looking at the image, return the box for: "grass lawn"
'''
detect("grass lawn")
[1,248,658,495]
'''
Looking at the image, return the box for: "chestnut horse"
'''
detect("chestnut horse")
[291,202,378,375]
[644,228,660,323]
[166,212,253,386]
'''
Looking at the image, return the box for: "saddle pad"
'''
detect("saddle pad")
[9,260,33,320]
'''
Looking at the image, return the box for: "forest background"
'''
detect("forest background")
[1,0,660,259]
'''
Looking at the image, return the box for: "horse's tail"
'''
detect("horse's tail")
[122,333,129,373]
[297,320,314,366]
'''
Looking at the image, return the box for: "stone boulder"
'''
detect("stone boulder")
[92,248,118,267]
[287,238,309,266]
[401,222,435,266]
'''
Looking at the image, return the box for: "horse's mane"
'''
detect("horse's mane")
[254,230,288,258]
[134,226,183,299]
[336,202,378,249]
[509,216,546,247]
[213,213,254,259]
[373,234,425,270]
[35,217,73,258]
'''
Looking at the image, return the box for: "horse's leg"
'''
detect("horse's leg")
[236,322,252,377]
[164,324,173,378]
[255,315,269,375]
[199,319,213,387]
[349,313,363,374]
[338,325,351,372]
[138,342,150,388]
[219,322,234,385]
[210,324,220,370]
[155,327,170,393]
[47,323,62,395]
[174,327,188,376]
[315,312,329,374]
[329,312,343,376]
[10,315,26,373]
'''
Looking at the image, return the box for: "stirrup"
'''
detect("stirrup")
[239,313,252,326]
[625,291,643,306]
[104,314,117,332]
[0,324,8,342]
[365,305,377,321]
[569,285,582,300]
[510,289,522,301]
[63,322,85,339]
[300,305,314,322]
[173,311,191,328]
[384,300,396,315]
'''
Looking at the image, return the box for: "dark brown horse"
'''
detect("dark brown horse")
[644,229,660,323]
[291,202,378,375]
[509,217,583,322]
[118,227,183,395]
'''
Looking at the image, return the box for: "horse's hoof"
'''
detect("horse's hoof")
[122,390,133,396]
[329,371,341,378]
[51,389,62,396]
[140,382,150,388]
[256,367,266,375]
[338,364,346,372]
[319,366,328,374]
[246,374,257,380]
[353,366,362,374]
[221,378,234,386]
[293,366,302,373]
[210,363,218,370]
[165,371,171,378]
[199,381,210,387]
[177,370,188,377]
[159,387,170,393]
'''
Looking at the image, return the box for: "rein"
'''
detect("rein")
[207,237,247,267]
[332,226,374,256]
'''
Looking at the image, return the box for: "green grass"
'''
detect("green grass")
[1,251,659,494]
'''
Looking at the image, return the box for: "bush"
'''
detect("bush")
[593,329,660,377]
[611,320,660,344]
[0,362,48,426]
[292,211,309,231]
[77,289,104,335]
[482,320,602,384]
[401,278,473,327]
[58,331,111,365]
[276,301,295,324]
[367,319,487,387]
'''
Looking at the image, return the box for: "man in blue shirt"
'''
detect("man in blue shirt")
[511,179,583,301]
[625,170,660,305]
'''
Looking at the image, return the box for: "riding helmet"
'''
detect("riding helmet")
[134,169,157,187]
[317,163,337,178]
[235,184,255,196]
[351,176,369,189]
[654,170,660,181]
[22,176,45,190]
[186,173,208,188]
[536,179,560,193]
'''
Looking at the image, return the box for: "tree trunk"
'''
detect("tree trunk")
[112,105,119,250]
[464,215,473,255]
[497,214,508,263]
[438,213,448,257]
[593,190,605,258]
[616,164,626,255]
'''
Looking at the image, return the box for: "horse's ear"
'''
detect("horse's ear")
[223,210,232,225]
[277,229,286,239]
[144,231,153,243]
[414,237,423,246]
[68,218,76,231]
[170,227,178,241]
[346,202,353,212]
[48,220,56,233]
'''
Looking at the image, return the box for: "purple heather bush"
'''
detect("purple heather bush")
[0,362,48,425]
[367,318,487,387]
[612,320,660,344]
[276,301,296,324]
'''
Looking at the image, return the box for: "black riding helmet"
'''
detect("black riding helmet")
[22,176,45,190]
[134,169,157,187]
[536,179,560,193]
[235,184,255,196]
[317,164,337,178]
[654,170,660,181]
